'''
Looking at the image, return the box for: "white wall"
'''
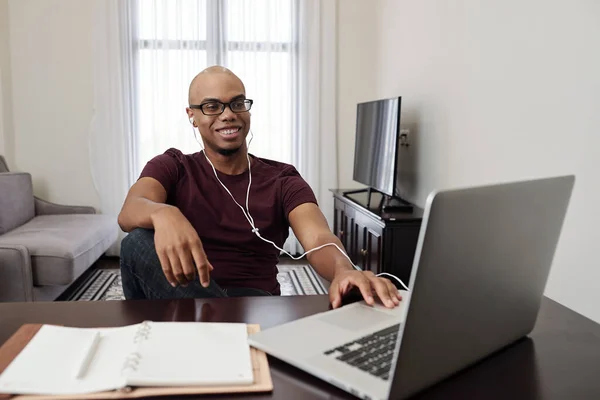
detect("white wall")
[0,0,14,164]
[7,0,100,208]
[337,0,600,322]
[336,2,379,191]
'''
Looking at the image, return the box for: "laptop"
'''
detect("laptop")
[248,175,575,400]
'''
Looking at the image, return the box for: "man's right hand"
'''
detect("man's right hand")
[150,206,213,287]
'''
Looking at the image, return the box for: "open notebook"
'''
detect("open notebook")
[0,322,254,396]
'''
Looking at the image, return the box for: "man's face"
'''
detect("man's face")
[187,73,251,156]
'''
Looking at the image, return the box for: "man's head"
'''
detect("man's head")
[186,66,251,157]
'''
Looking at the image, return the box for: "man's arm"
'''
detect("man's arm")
[117,177,214,287]
[287,203,353,281]
[117,177,171,232]
[288,203,401,309]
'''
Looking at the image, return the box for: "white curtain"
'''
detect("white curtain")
[90,0,338,256]
[90,0,136,256]
[285,0,338,254]
[133,0,296,174]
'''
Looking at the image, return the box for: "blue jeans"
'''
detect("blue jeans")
[120,228,272,300]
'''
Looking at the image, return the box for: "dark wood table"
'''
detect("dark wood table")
[1,295,599,399]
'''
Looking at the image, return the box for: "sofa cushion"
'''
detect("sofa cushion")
[0,172,35,235]
[0,214,118,285]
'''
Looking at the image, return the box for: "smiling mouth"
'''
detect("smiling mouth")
[217,127,241,136]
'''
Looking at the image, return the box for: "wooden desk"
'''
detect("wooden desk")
[1,296,599,399]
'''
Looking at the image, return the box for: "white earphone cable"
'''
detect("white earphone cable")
[375,273,410,291]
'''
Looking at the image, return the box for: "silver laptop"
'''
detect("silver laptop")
[248,175,575,400]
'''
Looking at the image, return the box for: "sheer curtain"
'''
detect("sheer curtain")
[134,0,295,174]
[294,0,338,226]
[91,0,337,256]
[283,0,338,254]
[90,0,136,255]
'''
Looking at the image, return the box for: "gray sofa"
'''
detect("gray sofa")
[0,156,118,302]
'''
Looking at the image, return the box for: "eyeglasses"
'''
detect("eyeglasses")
[189,99,253,116]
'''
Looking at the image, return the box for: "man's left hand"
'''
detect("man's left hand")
[329,270,402,309]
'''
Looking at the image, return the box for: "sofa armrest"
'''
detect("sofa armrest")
[0,245,34,302]
[34,197,96,215]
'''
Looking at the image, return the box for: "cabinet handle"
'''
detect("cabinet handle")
[338,230,344,237]
[360,248,368,256]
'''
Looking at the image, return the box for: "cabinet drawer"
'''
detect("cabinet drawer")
[356,225,383,274]
[354,211,384,236]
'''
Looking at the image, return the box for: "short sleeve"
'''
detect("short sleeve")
[280,166,318,219]
[138,148,183,194]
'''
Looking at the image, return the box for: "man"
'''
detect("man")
[118,66,401,309]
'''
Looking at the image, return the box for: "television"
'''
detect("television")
[349,96,412,213]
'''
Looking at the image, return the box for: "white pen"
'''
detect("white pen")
[74,331,101,380]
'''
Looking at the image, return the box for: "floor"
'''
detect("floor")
[58,256,329,301]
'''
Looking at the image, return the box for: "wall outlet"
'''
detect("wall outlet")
[399,128,410,147]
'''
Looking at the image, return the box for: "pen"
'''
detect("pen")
[74,331,101,380]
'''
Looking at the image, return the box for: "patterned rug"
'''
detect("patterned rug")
[67,264,327,301]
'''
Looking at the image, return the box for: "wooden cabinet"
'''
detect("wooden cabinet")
[331,190,423,287]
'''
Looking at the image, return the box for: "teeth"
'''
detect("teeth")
[220,128,239,135]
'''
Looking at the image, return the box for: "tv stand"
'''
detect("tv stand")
[382,196,414,213]
[342,187,413,213]
[331,189,423,288]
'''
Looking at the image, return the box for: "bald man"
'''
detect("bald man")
[118,66,401,309]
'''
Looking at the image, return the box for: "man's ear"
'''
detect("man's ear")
[185,107,194,119]
[186,107,197,127]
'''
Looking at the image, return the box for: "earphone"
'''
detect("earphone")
[189,114,409,292]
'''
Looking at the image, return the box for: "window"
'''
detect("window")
[133,0,296,176]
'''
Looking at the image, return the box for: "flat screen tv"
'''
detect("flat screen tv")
[352,96,401,197]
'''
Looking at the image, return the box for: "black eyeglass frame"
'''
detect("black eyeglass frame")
[189,99,253,116]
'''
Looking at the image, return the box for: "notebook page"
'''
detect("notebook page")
[125,322,254,387]
[0,324,139,395]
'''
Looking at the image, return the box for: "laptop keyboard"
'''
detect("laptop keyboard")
[323,324,400,381]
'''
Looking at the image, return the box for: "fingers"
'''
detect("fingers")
[192,247,211,287]
[153,217,212,288]
[387,280,403,301]
[157,250,177,287]
[354,275,375,306]
[329,280,341,309]
[179,248,196,282]
[370,276,402,308]
[332,271,403,309]
[384,280,400,306]
[167,248,188,286]
[330,273,374,309]
[366,274,395,308]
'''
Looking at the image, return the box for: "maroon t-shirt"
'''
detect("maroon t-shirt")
[139,148,318,295]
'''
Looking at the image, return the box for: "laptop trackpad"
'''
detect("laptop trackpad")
[319,305,396,331]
